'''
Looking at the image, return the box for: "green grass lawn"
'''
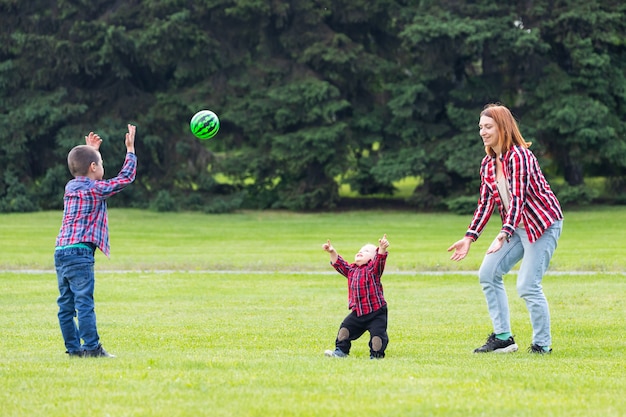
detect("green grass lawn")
[0,208,625,416]
[1,206,625,271]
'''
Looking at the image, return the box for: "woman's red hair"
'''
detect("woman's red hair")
[480,104,531,157]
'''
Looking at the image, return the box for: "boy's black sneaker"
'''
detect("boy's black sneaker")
[83,344,116,358]
[66,350,84,358]
[528,344,552,354]
[474,333,518,353]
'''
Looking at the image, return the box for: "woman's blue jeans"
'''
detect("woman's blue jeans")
[478,220,563,347]
[54,247,100,353]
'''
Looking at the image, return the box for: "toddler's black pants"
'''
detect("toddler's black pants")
[335,306,388,358]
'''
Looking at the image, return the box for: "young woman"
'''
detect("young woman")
[448,104,563,354]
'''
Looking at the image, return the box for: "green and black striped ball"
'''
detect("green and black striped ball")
[190,110,220,140]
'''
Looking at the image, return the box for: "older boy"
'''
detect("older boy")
[54,124,136,358]
[322,234,390,359]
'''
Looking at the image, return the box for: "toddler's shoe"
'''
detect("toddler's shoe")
[324,348,348,358]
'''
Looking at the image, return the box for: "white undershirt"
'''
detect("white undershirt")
[496,176,524,229]
[496,177,511,210]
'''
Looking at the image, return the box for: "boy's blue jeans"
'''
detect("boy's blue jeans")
[478,220,563,347]
[54,247,100,353]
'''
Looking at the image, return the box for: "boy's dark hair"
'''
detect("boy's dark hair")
[67,145,99,177]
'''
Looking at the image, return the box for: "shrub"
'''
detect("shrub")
[552,183,598,207]
[150,190,179,212]
[444,196,478,215]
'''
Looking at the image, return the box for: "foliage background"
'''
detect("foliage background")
[1,0,625,212]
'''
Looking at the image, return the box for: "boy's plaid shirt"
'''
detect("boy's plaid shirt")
[331,252,388,317]
[55,152,137,257]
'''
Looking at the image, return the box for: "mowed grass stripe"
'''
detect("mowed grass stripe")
[0,207,625,271]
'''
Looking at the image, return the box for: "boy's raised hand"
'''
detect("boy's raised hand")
[85,132,102,150]
[125,124,136,153]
